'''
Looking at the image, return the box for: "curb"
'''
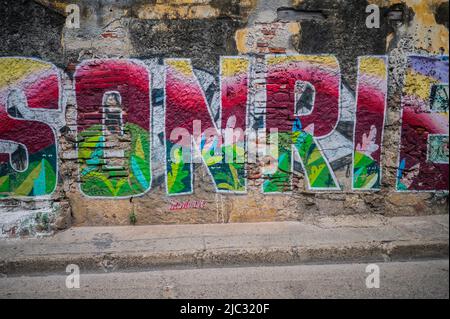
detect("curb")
[1,239,448,276]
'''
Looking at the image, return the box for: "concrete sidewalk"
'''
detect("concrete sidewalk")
[0,214,448,275]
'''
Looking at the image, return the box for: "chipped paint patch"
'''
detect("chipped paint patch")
[221,57,249,77]
[235,28,251,54]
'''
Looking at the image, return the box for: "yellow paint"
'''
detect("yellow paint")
[235,28,250,54]
[267,55,338,68]
[359,57,387,79]
[404,70,439,100]
[188,5,220,19]
[369,0,449,54]
[135,137,145,160]
[221,58,249,77]
[166,59,193,77]
[386,32,395,51]
[151,22,169,32]
[0,58,51,88]
[137,3,219,19]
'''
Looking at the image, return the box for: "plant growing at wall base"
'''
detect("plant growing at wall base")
[129,209,137,225]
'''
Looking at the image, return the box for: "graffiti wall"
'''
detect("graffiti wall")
[352,56,388,191]
[0,58,62,198]
[0,0,448,230]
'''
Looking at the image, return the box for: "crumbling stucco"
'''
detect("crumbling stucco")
[0,0,448,235]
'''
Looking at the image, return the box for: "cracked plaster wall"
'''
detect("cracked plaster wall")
[0,0,448,231]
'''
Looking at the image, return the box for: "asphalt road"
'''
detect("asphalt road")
[0,259,448,299]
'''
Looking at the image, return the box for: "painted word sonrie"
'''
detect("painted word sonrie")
[0,54,448,198]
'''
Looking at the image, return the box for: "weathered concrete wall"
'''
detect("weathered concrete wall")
[0,0,448,236]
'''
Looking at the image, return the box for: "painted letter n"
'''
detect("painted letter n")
[263,55,341,193]
[397,55,449,192]
[164,57,249,195]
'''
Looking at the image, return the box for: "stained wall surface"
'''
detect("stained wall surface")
[0,0,448,235]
